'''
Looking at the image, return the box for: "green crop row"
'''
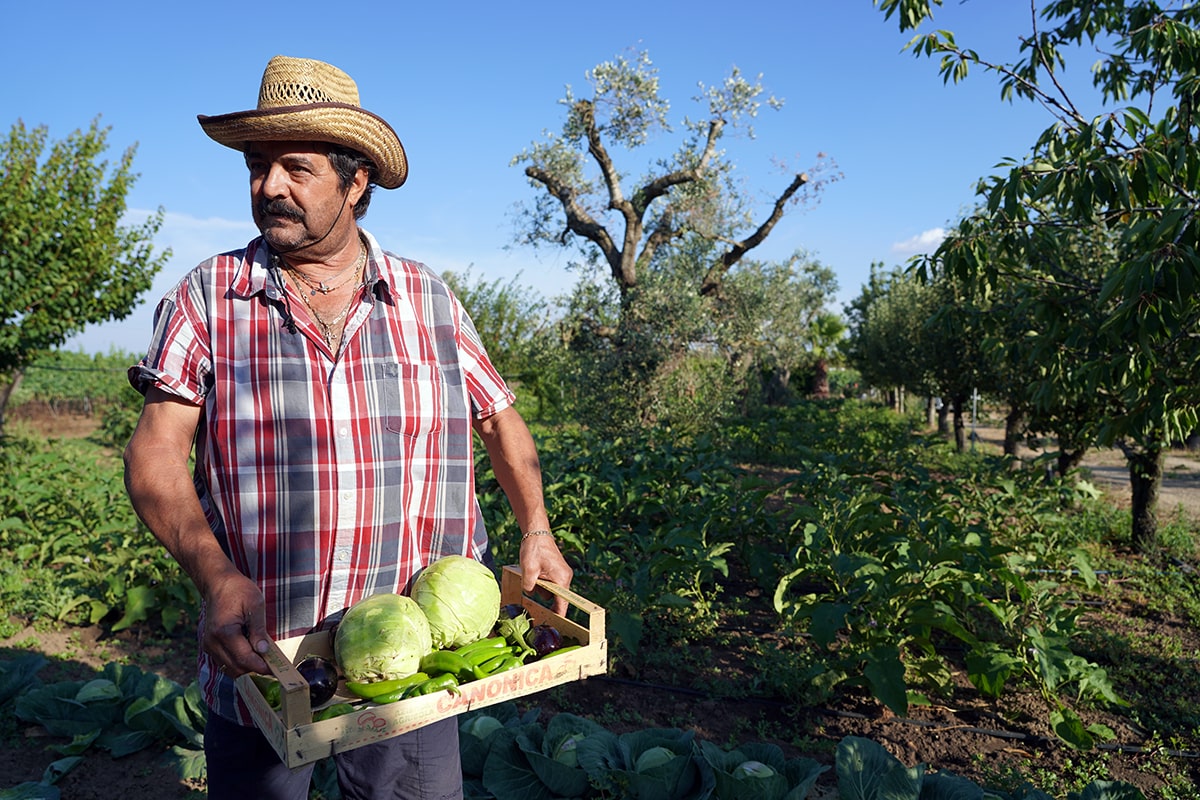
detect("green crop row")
[0,655,1144,800]
[0,398,1193,794]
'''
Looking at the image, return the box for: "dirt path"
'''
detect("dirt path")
[971,425,1200,524]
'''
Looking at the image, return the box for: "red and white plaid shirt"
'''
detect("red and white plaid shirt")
[130,229,514,721]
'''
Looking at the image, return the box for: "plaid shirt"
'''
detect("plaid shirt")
[129,229,514,722]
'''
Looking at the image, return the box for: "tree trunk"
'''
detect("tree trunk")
[1125,444,1163,553]
[1003,406,1025,458]
[0,370,24,434]
[810,358,830,400]
[1056,449,1086,476]
[952,394,967,452]
[926,396,936,428]
[762,366,791,406]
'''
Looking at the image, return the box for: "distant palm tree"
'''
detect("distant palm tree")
[808,311,846,400]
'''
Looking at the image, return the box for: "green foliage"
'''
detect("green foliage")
[0,120,168,378]
[2,658,205,786]
[12,349,137,410]
[479,427,764,656]
[453,705,1140,799]
[440,269,560,415]
[511,50,841,433]
[0,432,198,632]
[870,0,1200,549]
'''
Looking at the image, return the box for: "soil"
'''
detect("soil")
[2,411,1199,799]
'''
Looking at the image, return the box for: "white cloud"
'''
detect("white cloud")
[890,227,946,256]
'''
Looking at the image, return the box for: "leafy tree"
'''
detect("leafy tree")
[844,266,937,412]
[0,119,168,430]
[804,310,848,400]
[875,0,1200,551]
[717,251,841,406]
[440,268,558,411]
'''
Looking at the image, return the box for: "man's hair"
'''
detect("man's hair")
[328,145,377,219]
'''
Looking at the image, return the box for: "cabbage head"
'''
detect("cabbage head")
[411,555,501,649]
[333,593,432,683]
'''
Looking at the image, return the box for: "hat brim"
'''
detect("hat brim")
[198,102,407,189]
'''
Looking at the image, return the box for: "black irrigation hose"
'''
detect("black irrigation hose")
[589,676,1200,760]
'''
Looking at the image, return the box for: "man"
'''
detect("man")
[123,55,573,800]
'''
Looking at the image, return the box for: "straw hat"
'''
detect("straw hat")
[198,55,407,188]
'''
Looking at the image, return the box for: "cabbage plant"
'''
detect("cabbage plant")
[576,727,713,800]
[697,739,827,800]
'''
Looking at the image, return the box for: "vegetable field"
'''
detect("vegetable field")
[3,396,1200,799]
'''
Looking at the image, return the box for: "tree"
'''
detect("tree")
[876,0,1200,551]
[717,251,840,406]
[845,267,939,412]
[0,119,168,429]
[512,49,837,309]
[512,50,841,432]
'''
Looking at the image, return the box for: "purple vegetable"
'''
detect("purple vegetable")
[527,625,563,658]
[296,655,340,707]
[500,603,527,621]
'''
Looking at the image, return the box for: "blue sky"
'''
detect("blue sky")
[3,1,1110,356]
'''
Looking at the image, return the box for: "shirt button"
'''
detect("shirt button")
[336,549,349,562]
[340,491,352,501]
[338,426,349,437]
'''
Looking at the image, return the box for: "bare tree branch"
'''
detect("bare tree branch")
[524,164,623,279]
[699,172,810,296]
[636,118,725,214]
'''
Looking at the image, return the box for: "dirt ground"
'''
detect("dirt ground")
[970,424,1200,524]
[2,411,1199,798]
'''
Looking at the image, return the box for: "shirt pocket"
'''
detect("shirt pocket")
[378,362,445,438]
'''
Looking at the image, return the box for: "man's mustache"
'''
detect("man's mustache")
[258,200,304,221]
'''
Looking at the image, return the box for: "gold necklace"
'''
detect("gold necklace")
[286,241,367,296]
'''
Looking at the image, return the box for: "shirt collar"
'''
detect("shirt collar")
[228,228,399,301]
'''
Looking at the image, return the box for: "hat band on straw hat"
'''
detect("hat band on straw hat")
[197,56,407,189]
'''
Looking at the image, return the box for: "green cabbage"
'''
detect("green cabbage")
[634,745,678,773]
[410,555,501,649]
[333,593,432,683]
[732,760,776,780]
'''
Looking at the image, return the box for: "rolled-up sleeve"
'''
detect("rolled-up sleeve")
[127,273,212,406]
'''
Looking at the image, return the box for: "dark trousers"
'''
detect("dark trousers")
[204,709,463,800]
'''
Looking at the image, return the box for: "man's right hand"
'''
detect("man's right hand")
[202,569,271,677]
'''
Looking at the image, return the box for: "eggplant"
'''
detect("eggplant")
[296,654,340,707]
[500,603,527,621]
[526,624,563,658]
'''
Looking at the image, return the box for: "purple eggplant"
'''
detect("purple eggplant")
[296,655,340,707]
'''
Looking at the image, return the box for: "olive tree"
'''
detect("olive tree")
[512,50,839,430]
[512,50,835,307]
[0,119,168,430]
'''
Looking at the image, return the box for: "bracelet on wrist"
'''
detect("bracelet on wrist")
[521,529,554,542]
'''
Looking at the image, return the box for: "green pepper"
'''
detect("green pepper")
[249,673,282,709]
[369,673,431,704]
[419,650,487,682]
[312,702,356,721]
[454,636,508,661]
[542,644,583,658]
[482,654,524,675]
[402,673,460,698]
[346,672,429,700]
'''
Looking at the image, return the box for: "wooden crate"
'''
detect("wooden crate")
[235,565,607,769]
